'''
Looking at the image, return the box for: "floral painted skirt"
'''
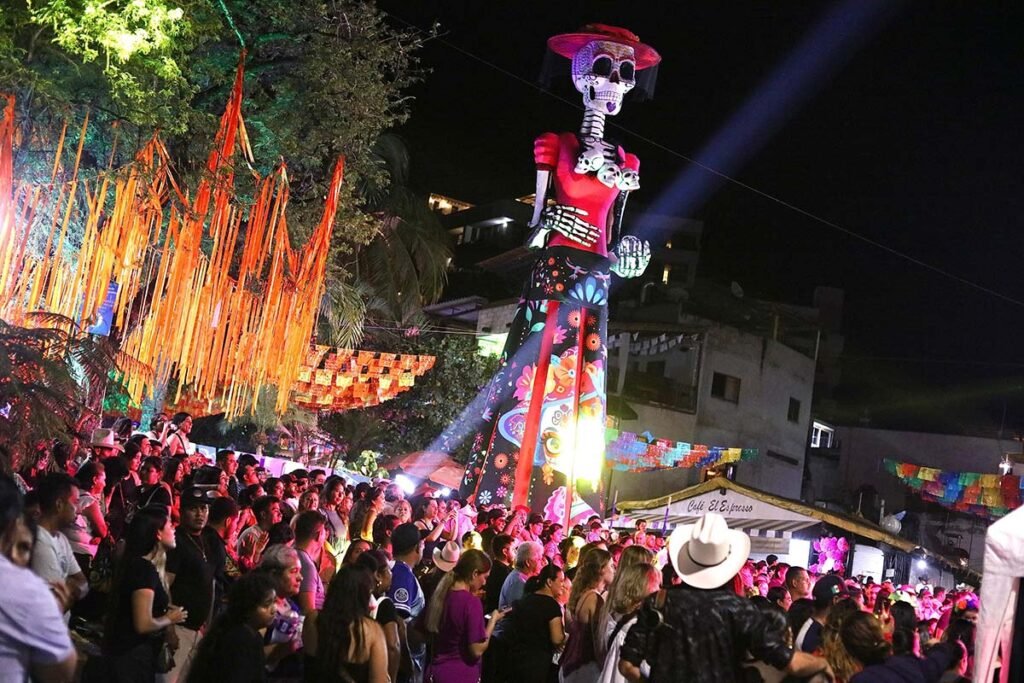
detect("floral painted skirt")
[461,247,609,517]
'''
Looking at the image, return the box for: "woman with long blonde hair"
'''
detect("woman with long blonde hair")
[597,562,661,683]
[821,597,864,683]
[595,545,653,659]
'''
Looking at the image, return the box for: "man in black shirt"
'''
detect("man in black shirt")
[479,508,506,556]
[484,534,514,613]
[204,496,239,619]
[620,513,832,682]
[167,486,218,682]
[797,574,847,653]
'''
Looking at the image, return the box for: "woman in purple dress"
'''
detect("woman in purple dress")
[426,549,507,682]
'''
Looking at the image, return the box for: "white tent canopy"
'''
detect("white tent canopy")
[975,505,1024,683]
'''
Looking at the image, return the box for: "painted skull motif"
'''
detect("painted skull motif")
[571,40,636,115]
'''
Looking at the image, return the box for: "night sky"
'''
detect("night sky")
[376,1,1024,434]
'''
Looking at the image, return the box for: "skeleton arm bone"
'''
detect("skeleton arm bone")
[526,169,551,249]
[608,191,630,249]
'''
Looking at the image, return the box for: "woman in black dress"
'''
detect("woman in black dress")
[103,506,188,681]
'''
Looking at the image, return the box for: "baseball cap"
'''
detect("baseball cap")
[813,575,848,607]
[392,522,422,556]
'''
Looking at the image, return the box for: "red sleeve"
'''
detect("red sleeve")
[534,133,560,170]
[622,151,640,172]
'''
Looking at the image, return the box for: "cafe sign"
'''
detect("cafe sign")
[664,489,814,524]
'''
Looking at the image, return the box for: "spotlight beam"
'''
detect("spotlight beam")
[631,0,898,242]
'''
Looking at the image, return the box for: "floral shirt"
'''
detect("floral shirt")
[621,587,794,683]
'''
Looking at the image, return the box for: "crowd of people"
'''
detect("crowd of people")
[0,414,983,682]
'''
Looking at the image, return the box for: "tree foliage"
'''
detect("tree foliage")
[1,0,428,283]
[319,134,453,348]
[0,313,128,470]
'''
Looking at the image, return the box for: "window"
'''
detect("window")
[646,360,666,377]
[811,421,834,448]
[788,397,801,423]
[711,372,741,403]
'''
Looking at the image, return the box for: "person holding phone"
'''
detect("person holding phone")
[426,549,507,682]
[103,506,188,681]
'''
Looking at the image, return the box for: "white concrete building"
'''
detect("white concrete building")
[804,424,1024,574]
[608,321,816,502]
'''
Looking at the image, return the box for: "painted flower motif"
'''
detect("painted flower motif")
[568,277,608,306]
[499,473,512,486]
[515,364,555,401]
[551,353,578,394]
[586,333,601,351]
[567,309,582,328]
[555,283,564,292]
[478,490,492,505]
[586,315,598,328]
[583,361,605,394]
[547,257,556,265]
[496,486,508,499]
[552,325,568,345]
[494,453,509,470]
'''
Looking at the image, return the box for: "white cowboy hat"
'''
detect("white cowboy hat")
[432,540,462,572]
[667,512,750,590]
[90,428,124,453]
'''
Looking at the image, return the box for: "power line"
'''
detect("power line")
[384,11,1024,311]
[841,356,1024,370]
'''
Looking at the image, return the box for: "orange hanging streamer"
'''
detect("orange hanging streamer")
[0,58,351,419]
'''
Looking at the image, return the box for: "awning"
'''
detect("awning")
[386,451,465,490]
[619,477,980,581]
[619,477,819,536]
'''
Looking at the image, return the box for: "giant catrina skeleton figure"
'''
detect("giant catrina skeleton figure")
[461,25,661,522]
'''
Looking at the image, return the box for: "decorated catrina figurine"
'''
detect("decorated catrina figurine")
[461,25,660,517]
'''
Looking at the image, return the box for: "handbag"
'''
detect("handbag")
[155,637,175,674]
[88,538,116,593]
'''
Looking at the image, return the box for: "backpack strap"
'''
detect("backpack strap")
[607,610,639,651]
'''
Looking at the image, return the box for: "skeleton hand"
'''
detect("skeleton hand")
[610,235,651,278]
[541,204,599,247]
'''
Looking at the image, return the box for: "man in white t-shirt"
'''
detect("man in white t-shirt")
[30,474,88,618]
[0,473,77,681]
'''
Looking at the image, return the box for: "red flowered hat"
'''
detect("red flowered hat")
[548,24,662,69]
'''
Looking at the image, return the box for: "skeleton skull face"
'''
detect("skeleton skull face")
[572,40,637,116]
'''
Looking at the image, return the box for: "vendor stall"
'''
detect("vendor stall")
[618,476,978,585]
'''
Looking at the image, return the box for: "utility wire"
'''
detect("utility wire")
[383,11,1024,311]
